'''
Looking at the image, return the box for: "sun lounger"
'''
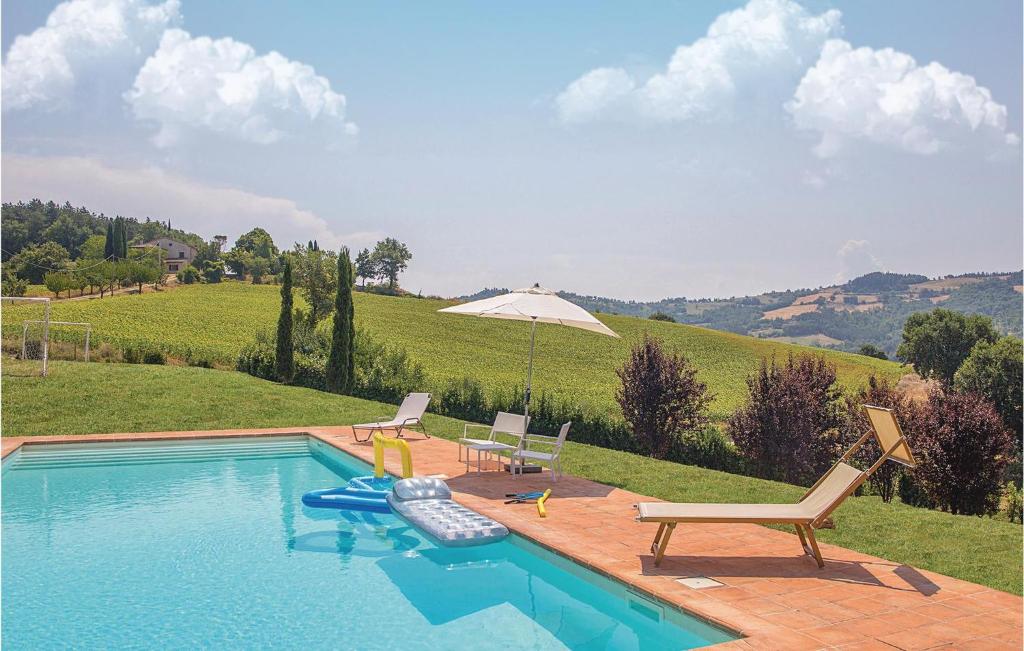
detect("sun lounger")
[636,405,916,568]
[352,393,430,443]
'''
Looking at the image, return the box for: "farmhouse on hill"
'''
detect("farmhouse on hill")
[131,238,197,273]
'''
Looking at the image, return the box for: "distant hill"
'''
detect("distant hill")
[461,270,1023,357]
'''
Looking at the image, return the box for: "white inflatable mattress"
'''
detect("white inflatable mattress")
[387,477,509,547]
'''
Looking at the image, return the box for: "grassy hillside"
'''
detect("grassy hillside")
[2,360,1019,595]
[1,282,902,419]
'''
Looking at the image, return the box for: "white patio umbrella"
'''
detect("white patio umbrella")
[438,284,619,423]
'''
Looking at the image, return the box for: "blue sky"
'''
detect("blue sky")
[3,0,1021,299]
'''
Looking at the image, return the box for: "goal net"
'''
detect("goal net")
[1,297,50,377]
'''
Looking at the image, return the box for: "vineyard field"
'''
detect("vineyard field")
[1,282,903,419]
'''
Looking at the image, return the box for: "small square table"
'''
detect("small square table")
[466,442,516,474]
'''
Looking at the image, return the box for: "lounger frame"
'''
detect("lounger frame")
[352,393,431,443]
[353,418,429,443]
[640,405,916,568]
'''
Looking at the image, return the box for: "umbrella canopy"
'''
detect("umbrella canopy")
[438,284,619,338]
[439,284,618,425]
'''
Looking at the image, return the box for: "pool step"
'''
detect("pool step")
[9,438,310,470]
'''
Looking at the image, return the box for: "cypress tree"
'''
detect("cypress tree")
[326,248,355,394]
[275,260,295,382]
[118,219,129,258]
[111,219,121,260]
[104,222,114,259]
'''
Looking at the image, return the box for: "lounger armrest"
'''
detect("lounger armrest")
[525,434,559,442]
[352,420,390,430]
[522,434,560,452]
[463,423,491,437]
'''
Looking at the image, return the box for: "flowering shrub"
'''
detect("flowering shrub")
[728,354,843,485]
[909,388,1012,515]
[615,335,712,459]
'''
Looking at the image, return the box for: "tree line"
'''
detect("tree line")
[1,200,414,305]
[2,199,199,262]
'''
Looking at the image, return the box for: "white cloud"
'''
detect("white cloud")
[556,0,840,123]
[835,239,882,283]
[126,29,357,148]
[2,0,180,111]
[555,68,635,123]
[1,155,379,251]
[788,39,1017,157]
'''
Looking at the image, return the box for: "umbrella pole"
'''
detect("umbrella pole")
[525,318,536,423]
[516,318,537,479]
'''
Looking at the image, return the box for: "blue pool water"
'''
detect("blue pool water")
[1,437,735,650]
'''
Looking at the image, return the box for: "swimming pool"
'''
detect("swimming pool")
[2,436,736,650]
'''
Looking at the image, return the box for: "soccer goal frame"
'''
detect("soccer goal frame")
[22,320,91,362]
[1,296,50,376]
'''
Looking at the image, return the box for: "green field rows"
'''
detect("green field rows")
[1,282,902,419]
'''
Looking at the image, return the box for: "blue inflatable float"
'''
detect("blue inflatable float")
[302,476,394,513]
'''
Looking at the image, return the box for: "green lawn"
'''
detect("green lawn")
[3,360,1019,595]
[1,282,902,420]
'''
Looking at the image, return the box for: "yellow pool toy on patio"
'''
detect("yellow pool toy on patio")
[373,433,413,479]
[537,489,552,518]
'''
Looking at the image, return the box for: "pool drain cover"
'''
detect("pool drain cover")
[675,576,724,589]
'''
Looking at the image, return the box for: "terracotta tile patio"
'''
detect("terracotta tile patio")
[3,428,1021,650]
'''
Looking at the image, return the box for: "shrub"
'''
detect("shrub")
[352,331,425,404]
[857,344,888,360]
[648,312,676,323]
[839,376,918,503]
[123,346,165,365]
[615,335,712,459]
[909,387,1012,515]
[142,349,166,365]
[236,331,277,380]
[95,342,121,363]
[436,377,491,424]
[185,352,213,368]
[294,354,327,391]
[176,265,200,284]
[201,261,223,284]
[671,428,745,474]
[1005,483,1023,524]
[292,309,330,355]
[122,347,142,364]
[728,354,843,485]
[237,326,424,404]
[898,473,935,508]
